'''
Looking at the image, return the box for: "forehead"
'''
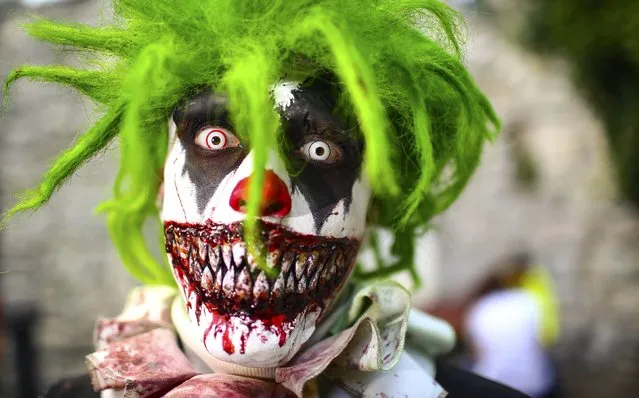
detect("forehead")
[173,77,348,131]
[272,79,338,115]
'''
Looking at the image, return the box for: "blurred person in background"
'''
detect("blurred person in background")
[466,253,561,398]
[430,253,561,398]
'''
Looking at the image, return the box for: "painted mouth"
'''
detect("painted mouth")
[164,221,360,322]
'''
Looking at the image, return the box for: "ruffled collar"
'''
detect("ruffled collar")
[86,281,453,397]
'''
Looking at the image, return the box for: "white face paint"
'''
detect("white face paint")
[271,81,301,114]
[162,81,372,368]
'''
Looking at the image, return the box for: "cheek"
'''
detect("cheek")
[161,142,204,222]
[318,178,372,239]
[162,144,186,222]
[162,141,245,224]
[277,177,372,238]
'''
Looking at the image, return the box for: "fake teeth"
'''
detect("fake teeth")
[164,222,360,316]
[236,268,252,300]
[280,251,294,275]
[253,272,269,300]
[222,267,235,295]
[272,272,285,299]
[222,244,233,270]
[178,237,351,299]
[201,267,214,290]
[295,252,308,280]
[286,273,296,292]
[232,243,246,268]
[214,267,224,291]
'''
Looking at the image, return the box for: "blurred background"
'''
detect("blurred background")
[1,0,638,397]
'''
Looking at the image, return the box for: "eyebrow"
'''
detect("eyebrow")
[281,89,355,141]
[175,88,357,144]
[301,112,351,138]
[174,92,229,125]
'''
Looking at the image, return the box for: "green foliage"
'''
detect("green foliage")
[527,1,639,206]
[3,0,498,285]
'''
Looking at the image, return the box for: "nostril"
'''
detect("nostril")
[266,202,282,214]
[229,170,292,217]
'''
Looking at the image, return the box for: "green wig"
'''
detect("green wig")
[3,0,499,286]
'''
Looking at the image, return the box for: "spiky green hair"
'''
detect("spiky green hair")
[3,0,499,286]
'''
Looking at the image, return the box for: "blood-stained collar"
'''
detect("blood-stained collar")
[86,282,453,397]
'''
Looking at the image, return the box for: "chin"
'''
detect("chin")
[165,220,360,367]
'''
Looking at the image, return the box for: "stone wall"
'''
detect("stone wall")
[0,1,136,395]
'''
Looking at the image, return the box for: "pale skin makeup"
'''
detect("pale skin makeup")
[162,78,373,368]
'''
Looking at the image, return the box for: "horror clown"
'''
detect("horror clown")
[3,0,527,397]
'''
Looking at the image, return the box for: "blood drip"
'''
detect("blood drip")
[240,333,248,354]
[164,220,360,355]
[222,327,235,355]
[200,309,238,355]
[194,296,202,325]
[269,314,288,347]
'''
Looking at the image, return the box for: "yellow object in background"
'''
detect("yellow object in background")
[521,265,560,347]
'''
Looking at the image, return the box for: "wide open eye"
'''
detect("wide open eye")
[194,127,241,150]
[299,139,343,164]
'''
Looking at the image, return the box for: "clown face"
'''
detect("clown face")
[162,79,372,368]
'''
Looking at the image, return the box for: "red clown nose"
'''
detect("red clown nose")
[229,170,292,217]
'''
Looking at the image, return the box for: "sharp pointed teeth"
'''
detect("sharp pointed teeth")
[320,261,331,281]
[168,225,355,311]
[297,274,307,294]
[222,267,235,295]
[286,272,296,291]
[235,268,252,299]
[295,252,308,280]
[201,266,213,290]
[176,235,187,258]
[306,250,320,278]
[334,250,344,269]
[189,250,200,281]
[272,272,285,299]
[178,239,189,259]
[214,267,224,291]
[281,251,295,275]
[328,263,337,282]
[209,246,220,272]
[222,244,233,269]
[232,243,246,268]
[253,272,270,301]
[314,259,326,281]
[198,238,207,261]
[309,271,319,293]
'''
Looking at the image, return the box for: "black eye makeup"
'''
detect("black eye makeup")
[171,81,365,232]
[278,83,362,169]
[174,86,361,168]
[173,90,234,142]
